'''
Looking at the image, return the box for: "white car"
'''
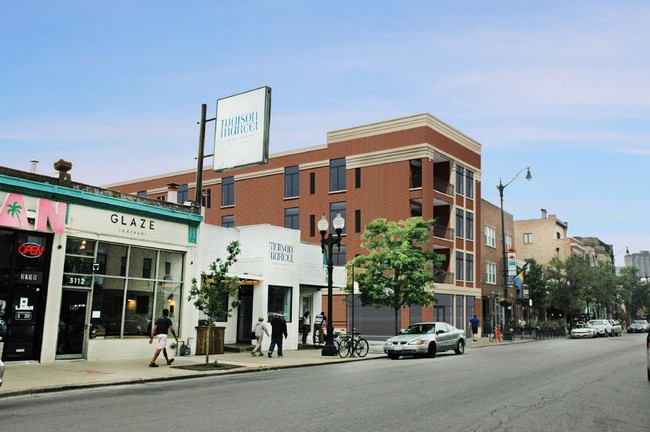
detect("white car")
[570,323,597,339]
[383,322,465,359]
[587,319,612,337]
[0,359,4,387]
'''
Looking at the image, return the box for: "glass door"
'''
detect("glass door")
[56,289,89,359]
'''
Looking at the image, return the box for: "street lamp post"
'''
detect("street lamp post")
[498,167,532,341]
[318,212,345,356]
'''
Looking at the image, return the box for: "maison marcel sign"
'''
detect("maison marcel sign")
[269,241,294,264]
[0,192,66,233]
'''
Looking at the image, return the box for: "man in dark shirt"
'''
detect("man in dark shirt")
[148,308,178,367]
[268,311,288,358]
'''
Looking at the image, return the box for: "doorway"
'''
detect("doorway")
[56,290,89,359]
[236,285,253,343]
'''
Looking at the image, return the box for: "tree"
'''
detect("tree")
[589,262,618,318]
[188,240,241,364]
[619,266,650,322]
[346,217,445,336]
[519,259,547,322]
[546,256,591,321]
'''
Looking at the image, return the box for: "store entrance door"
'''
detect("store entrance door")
[56,290,89,359]
[236,285,253,343]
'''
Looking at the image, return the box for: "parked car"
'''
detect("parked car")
[628,319,649,333]
[0,359,4,387]
[610,320,622,336]
[570,323,597,339]
[588,319,612,337]
[383,321,465,359]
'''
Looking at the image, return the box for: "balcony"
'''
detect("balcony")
[433,225,454,240]
[434,178,454,195]
[434,272,455,284]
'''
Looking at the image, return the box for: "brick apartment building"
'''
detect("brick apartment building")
[108,113,482,337]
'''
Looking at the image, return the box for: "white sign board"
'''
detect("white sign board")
[213,86,271,172]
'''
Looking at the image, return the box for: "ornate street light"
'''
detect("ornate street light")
[498,167,532,340]
[318,212,345,356]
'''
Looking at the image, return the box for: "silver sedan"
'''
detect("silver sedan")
[570,323,597,339]
[383,321,465,359]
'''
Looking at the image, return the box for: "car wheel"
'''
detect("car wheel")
[454,339,465,355]
[427,342,437,358]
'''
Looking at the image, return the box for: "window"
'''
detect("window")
[310,172,316,194]
[465,170,474,199]
[137,191,147,197]
[355,209,361,233]
[410,159,422,188]
[201,189,212,208]
[222,176,234,206]
[333,244,347,266]
[329,158,346,192]
[523,233,533,244]
[222,215,235,228]
[486,262,497,284]
[506,234,512,250]
[268,286,292,322]
[329,201,346,235]
[284,207,299,230]
[465,253,474,282]
[84,242,184,339]
[456,166,464,195]
[355,167,361,188]
[177,184,189,204]
[456,209,464,238]
[465,212,474,241]
[309,214,315,237]
[485,225,496,248]
[411,200,422,217]
[456,252,464,281]
[284,166,299,198]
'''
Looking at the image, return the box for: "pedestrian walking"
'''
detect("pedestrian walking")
[302,311,311,344]
[470,314,480,342]
[251,315,269,356]
[268,311,288,358]
[313,311,326,345]
[148,308,178,367]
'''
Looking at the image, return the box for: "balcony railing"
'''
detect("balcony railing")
[433,225,454,240]
[434,178,454,195]
[434,272,455,284]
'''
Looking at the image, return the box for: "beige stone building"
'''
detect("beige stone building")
[514,209,571,265]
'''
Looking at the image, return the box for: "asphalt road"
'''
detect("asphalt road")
[1,334,647,432]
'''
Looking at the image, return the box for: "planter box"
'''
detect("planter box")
[195,326,225,355]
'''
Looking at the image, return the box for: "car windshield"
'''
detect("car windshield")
[403,324,435,335]
[589,320,603,326]
[633,320,647,324]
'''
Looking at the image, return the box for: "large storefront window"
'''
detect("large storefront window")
[268,285,292,322]
[63,238,184,339]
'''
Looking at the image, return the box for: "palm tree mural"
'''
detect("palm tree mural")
[6,201,23,226]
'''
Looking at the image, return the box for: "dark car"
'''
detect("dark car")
[628,319,649,333]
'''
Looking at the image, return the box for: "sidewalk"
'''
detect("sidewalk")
[0,336,531,398]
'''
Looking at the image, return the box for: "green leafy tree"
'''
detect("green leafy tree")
[188,240,241,364]
[518,259,547,322]
[588,262,618,318]
[347,217,445,336]
[546,255,592,321]
[619,266,650,322]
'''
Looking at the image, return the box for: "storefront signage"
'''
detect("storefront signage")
[16,271,43,284]
[18,241,45,258]
[63,274,91,287]
[0,192,66,233]
[269,241,294,263]
[110,213,156,231]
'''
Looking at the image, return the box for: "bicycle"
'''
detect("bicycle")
[337,330,369,358]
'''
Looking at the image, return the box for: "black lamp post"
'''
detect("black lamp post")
[498,167,532,340]
[318,212,345,356]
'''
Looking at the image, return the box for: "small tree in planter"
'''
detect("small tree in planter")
[188,240,241,364]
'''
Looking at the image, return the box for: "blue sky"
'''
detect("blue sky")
[2,1,648,266]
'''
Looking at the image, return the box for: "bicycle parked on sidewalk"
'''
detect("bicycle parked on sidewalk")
[337,329,369,358]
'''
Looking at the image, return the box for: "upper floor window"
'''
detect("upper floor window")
[137,190,147,197]
[485,262,497,284]
[485,225,496,248]
[284,207,299,230]
[201,189,212,209]
[332,244,347,266]
[330,201,346,235]
[465,212,474,241]
[409,159,422,188]
[456,252,464,281]
[310,172,316,194]
[456,209,464,238]
[465,253,474,282]
[355,167,361,188]
[222,215,235,228]
[455,166,465,195]
[330,158,346,192]
[506,234,512,250]
[465,170,474,199]
[523,233,533,244]
[177,184,189,204]
[284,166,299,198]
[222,177,234,207]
